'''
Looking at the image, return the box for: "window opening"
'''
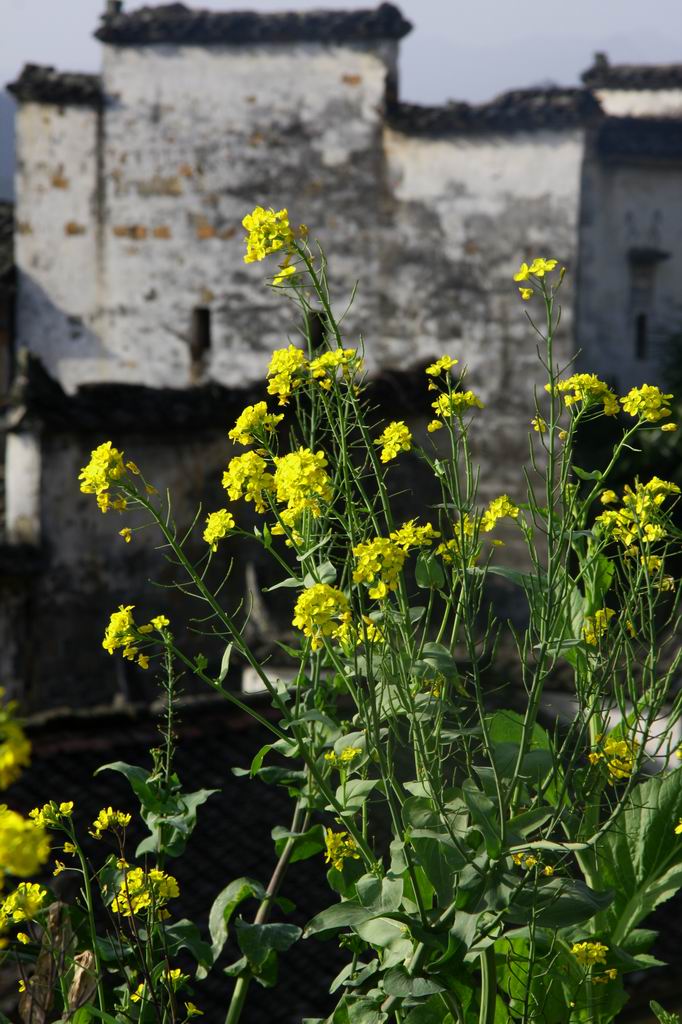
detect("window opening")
[635,313,647,361]
[190,307,211,375]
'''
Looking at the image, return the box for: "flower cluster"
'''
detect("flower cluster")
[332,614,384,649]
[228,402,284,446]
[292,584,350,651]
[431,390,484,424]
[571,941,608,968]
[222,451,274,513]
[28,801,73,829]
[353,537,407,600]
[324,829,360,871]
[112,866,180,918]
[324,746,362,769]
[0,882,47,925]
[0,696,31,791]
[131,967,189,1004]
[426,355,458,376]
[0,808,50,878]
[589,736,638,782]
[102,605,165,670]
[390,520,440,551]
[273,448,332,525]
[620,384,673,423]
[596,477,680,552]
[242,206,293,263]
[203,510,236,552]
[582,607,616,646]
[549,374,619,417]
[375,421,412,463]
[309,348,360,390]
[481,495,520,533]
[89,807,132,839]
[266,345,309,405]
[512,851,554,875]
[78,441,130,513]
[514,258,558,282]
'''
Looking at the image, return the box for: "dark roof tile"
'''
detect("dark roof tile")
[387,87,601,136]
[7,64,103,106]
[95,2,411,46]
[583,53,682,90]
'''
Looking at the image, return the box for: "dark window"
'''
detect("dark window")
[190,307,211,371]
[635,313,647,361]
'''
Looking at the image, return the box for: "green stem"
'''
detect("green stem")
[478,946,497,1024]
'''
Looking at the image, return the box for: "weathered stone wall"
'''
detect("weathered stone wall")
[577,144,682,393]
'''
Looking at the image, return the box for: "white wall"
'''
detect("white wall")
[596,88,682,119]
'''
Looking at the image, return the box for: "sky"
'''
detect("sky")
[2,0,682,196]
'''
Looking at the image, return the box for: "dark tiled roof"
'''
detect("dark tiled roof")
[386,88,602,136]
[596,117,682,162]
[583,52,682,90]
[7,64,103,106]
[95,2,411,46]
[0,200,13,280]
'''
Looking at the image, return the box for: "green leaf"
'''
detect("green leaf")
[356,875,404,914]
[462,779,502,858]
[383,965,444,997]
[487,709,550,751]
[95,761,156,809]
[650,1001,681,1024]
[415,552,445,589]
[200,877,265,977]
[250,744,272,777]
[506,877,613,927]
[263,576,302,592]
[573,465,603,481]
[272,823,325,864]
[304,900,372,939]
[334,779,381,813]
[163,919,212,970]
[595,772,682,944]
[236,920,302,969]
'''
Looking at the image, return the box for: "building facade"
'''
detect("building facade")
[2,3,682,711]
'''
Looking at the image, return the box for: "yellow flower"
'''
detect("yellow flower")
[390,520,440,551]
[551,373,619,416]
[531,416,547,433]
[600,490,618,505]
[513,262,531,282]
[353,537,407,600]
[89,807,132,839]
[63,842,76,855]
[0,882,47,922]
[150,615,170,630]
[375,421,412,463]
[228,402,283,446]
[675,818,682,835]
[273,264,296,286]
[513,258,557,282]
[591,736,639,782]
[425,356,458,376]
[53,860,66,876]
[309,349,360,389]
[519,287,533,301]
[186,1003,204,1017]
[571,942,608,968]
[432,391,484,420]
[481,496,520,533]
[222,451,274,513]
[324,829,360,871]
[78,441,126,499]
[292,584,350,651]
[596,477,680,551]
[427,420,444,433]
[543,865,554,877]
[242,206,293,263]
[266,345,308,405]
[119,527,132,543]
[102,606,149,669]
[0,809,49,877]
[325,746,362,768]
[662,422,678,432]
[273,449,332,525]
[112,866,179,917]
[582,607,616,646]
[620,384,673,423]
[203,510,236,552]
[16,932,29,944]
[0,698,31,791]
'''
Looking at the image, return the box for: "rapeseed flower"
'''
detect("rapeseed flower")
[550,374,619,417]
[242,206,293,263]
[324,829,360,871]
[112,866,179,917]
[28,802,73,829]
[292,584,349,651]
[266,345,308,405]
[273,448,332,524]
[228,402,283,446]
[432,391,484,421]
[582,607,616,646]
[596,477,680,551]
[309,348,360,390]
[353,537,406,600]
[0,808,49,877]
[0,882,47,924]
[620,384,673,423]
[513,258,558,282]
[203,510,236,552]
[90,807,132,839]
[375,421,412,463]
[390,520,440,551]
[481,496,520,533]
[425,356,458,376]
[222,452,274,512]
[325,747,362,768]
[0,697,31,791]
[571,942,608,968]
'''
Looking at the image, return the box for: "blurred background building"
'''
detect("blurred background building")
[1,2,681,714]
